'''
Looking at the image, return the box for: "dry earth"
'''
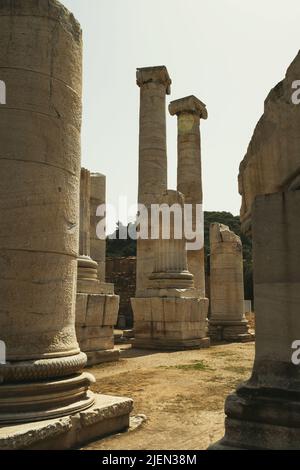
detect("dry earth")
[84,342,255,450]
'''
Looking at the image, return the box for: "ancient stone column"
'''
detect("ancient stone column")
[169,95,207,297]
[210,51,300,449]
[136,66,171,297]
[132,191,210,350]
[208,223,251,342]
[78,168,99,284]
[0,0,132,449]
[0,0,91,424]
[90,173,106,282]
[212,191,300,449]
[76,168,120,366]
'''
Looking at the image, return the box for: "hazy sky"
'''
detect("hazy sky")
[63,0,300,232]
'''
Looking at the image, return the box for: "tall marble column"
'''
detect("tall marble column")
[0,0,132,449]
[136,66,171,297]
[208,223,251,342]
[169,96,207,297]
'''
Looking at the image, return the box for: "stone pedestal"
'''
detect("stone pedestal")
[0,0,131,448]
[76,169,120,365]
[136,66,171,297]
[211,191,300,450]
[0,395,133,450]
[132,296,209,350]
[132,191,210,350]
[169,96,207,297]
[208,223,251,342]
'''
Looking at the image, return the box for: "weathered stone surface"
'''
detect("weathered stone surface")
[209,223,251,342]
[239,50,300,235]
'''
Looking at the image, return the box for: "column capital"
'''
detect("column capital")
[136,66,172,94]
[169,95,208,119]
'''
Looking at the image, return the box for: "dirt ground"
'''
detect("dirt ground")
[84,341,255,450]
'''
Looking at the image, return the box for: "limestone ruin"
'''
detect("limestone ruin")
[209,223,251,342]
[2,0,299,454]
[0,0,132,450]
[211,50,300,450]
[76,168,120,366]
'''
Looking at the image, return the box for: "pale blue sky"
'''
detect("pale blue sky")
[63,0,300,232]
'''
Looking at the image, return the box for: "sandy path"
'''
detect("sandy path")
[84,342,255,450]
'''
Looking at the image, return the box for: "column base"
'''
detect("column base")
[86,349,120,367]
[76,292,120,366]
[133,337,210,350]
[0,372,95,424]
[132,296,210,351]
[0,394,133,450]
[149,271,194,289]
[209,380,300,450]
[209,320,253,342]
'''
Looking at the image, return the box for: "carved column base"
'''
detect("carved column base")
[77,256,98,281]
[149,271,194,289]
[0,371,95,424]
[0,394,133,450]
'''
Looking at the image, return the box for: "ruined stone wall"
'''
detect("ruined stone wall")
[239,51,300,235]
[106,257,136,328]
